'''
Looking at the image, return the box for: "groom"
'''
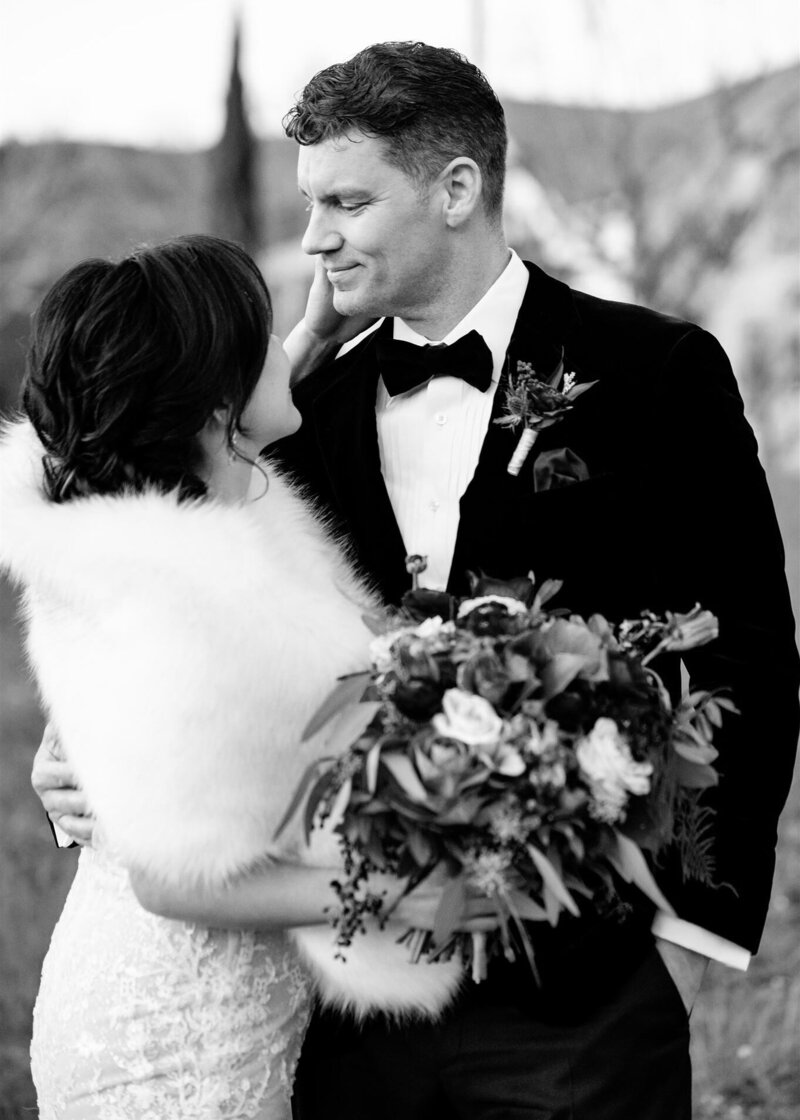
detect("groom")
[275,42,800,1120]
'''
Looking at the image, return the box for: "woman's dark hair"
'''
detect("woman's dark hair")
[283,41,507,218]
[22,234,272,503]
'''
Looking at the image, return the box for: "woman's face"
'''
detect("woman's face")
[239,335,301,451]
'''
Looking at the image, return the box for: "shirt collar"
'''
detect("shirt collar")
[392,249,529,382]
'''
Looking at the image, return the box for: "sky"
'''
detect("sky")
[0,0,798,148]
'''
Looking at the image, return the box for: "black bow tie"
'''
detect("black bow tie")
[376,329,494,397]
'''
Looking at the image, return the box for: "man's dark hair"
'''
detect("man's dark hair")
[23,235,272,504]
[284,41,507,217]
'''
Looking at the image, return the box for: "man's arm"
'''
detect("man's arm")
[648,327,799,952]
[31,726,94,846]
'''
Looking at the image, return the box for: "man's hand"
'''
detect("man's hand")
[654,936,708,1017]
[31,725,94,846]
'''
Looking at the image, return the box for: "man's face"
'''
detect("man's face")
[297,132,450,326]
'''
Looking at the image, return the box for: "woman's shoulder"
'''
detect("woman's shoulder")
[0,418,264,597]
[0,416,379,642]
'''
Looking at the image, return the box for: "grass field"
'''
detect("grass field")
[0,577,797,1119]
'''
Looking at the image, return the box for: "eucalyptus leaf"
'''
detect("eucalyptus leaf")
[567,379,598,399]
[439,795,484,825]
[303,770,339,843]
[714,696,739,713]
[385,800,436,823]
[366,743,382,794]
[705,701,723,728]
[432,875,467,947]
[319,701,383,758]
[495,902,513,961]
[408,829,435,867]
[527,845,580,917]
[609,831,676,916]
[677,722,710,747]
[506,890,549,922]
[272,759,329,840]
[685,690,709,707]
[675,758,719,789]
[673,740,718,765]
[532,578,564,612]
[325,776,353,830]
[542,884,562,926]
[541,653,588,699]
[302,671,373,740]
[360,800,390,815]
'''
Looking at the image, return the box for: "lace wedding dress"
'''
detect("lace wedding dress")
[31,846,313,1119]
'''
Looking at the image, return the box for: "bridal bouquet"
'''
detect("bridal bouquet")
[279,565,733,982]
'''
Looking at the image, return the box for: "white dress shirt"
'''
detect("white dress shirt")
[377,249,528,590]
[373,249,749,972]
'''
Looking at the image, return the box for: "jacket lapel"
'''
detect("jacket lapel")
[305,263,598,603]
[308,323,410,602]
[449,263,585,593]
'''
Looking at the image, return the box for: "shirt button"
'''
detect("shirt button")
[429,500,440,512]
[435,413,447,426]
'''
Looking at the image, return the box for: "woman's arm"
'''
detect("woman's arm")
[130,861,499,933]
[130,861,359,929]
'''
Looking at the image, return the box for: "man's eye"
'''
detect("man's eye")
[340,202,366,213]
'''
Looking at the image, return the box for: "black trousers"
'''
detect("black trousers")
[291,938,691,1120]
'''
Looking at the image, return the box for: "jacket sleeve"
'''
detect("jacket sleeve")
[646,327,799,953]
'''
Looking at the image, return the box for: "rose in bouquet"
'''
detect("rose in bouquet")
[278,565,734,982]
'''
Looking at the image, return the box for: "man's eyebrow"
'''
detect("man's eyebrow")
[296,184,367,203]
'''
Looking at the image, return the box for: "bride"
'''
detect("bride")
[0,236,477,1119]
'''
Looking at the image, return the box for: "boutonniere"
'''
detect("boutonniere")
[494,348,597,476]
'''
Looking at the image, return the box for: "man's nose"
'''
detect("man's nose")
[301,206,343,257]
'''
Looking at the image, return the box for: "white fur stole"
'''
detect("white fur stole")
[0,417,463,1018]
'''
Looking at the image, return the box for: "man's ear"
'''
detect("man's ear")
[438,157,483,228]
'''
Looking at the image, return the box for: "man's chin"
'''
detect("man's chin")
[332,287,362,312]
[332,294,376,321]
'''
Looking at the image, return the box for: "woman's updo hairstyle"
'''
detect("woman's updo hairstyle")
[22,234,272,503]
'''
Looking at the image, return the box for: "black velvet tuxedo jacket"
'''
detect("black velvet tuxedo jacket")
[276,261,799,958]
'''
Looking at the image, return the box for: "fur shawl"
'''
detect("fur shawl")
[0,418,463,1019]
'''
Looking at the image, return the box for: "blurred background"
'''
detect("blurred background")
[0,1,798,1116]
